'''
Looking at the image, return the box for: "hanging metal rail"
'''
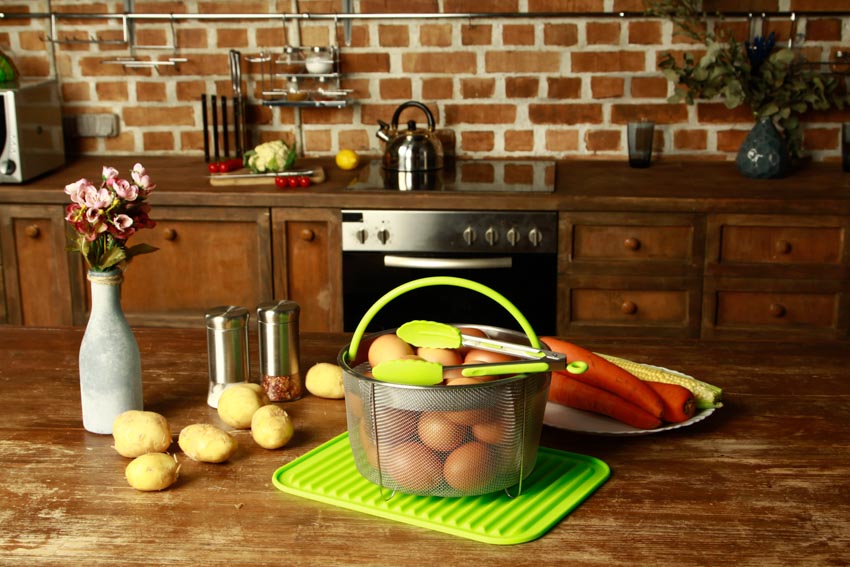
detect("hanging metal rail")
[4,10,850,24]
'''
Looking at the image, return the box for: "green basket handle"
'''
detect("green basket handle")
[344,276,541,362]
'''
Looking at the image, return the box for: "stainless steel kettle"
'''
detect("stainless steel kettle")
[376,101,444,173]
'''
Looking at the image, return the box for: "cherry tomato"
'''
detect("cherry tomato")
[298,176,312,187]
[208,162,220,173]
[274,176,288,189]
[218,161,232,173]
[287,176,299,188]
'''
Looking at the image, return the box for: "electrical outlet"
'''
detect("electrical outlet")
[64,113,120,138]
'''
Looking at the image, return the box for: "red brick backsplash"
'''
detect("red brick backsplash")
[3,1,850,163]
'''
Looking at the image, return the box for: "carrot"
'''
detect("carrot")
[646,381,696,423]
[549,373,663,430]
[541,336,665,419]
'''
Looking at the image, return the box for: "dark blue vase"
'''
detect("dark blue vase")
[736,117,790,178]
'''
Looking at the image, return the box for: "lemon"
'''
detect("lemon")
[335,149,360,170]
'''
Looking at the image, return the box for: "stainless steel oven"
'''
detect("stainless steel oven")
[342,210,558,335]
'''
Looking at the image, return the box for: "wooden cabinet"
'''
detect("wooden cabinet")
[0,204,84,326]
[271,208,342,332]
[702,214,850,339]
[117,206,273,327]
[557,212,705,337]
[3,157,850,339]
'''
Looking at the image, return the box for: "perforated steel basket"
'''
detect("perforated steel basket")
[338,276,551,498]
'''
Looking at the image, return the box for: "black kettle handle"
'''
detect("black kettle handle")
[390,101,436,132]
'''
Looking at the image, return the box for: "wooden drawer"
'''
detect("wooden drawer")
[117,206,273,327]
[557,275,701,337]
[272,207,342,332]
[707,214,850,278]
[560,212,704,276]
[703,278,849,339]
[0,204,84,326]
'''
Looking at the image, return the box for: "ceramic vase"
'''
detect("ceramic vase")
[79,268,143,434]
[736,116,790,179]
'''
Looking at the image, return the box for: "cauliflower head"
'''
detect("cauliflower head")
[243,140,296,173]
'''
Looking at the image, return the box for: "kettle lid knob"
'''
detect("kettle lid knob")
[406,119,416,131]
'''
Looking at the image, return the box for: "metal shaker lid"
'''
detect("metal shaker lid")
[257,300,300,324]
[205,305,250,330]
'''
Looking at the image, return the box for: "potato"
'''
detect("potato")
[305,362,345,399]
[112,410,172,458]
[125,453,180,491]
[251,405,294,449]
[178,424,238,463]
[217,383,270,429]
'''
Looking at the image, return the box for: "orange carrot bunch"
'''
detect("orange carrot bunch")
[542,337,696,429]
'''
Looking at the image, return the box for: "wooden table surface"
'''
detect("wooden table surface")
[1,326,848,566]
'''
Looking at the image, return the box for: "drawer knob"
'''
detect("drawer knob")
[621,300,638,315]
[24,225,41,239]
[163,228,178,241]
[624,237,641,251]
[300,228,315,242]
[775,239,791,254]
[769,303,786,318]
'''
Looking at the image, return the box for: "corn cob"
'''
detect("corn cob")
[596,353,723,409]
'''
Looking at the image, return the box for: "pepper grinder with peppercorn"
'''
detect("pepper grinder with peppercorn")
[257,300,302,401]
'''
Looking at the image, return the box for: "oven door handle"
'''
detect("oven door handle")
[383,255,513,270]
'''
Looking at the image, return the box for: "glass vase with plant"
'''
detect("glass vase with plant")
[646,0,850,161]
[64,163,158,434]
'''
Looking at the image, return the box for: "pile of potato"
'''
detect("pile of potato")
[114,383,295,492]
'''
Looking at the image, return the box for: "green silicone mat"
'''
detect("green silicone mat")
[273,432,610,545]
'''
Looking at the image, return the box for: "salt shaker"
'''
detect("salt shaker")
[257,300,302,401]
[205,305,251,408]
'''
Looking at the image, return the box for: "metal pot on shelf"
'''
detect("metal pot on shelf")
[376,101,444,190]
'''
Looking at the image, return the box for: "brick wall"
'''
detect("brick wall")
[1,0,849,163]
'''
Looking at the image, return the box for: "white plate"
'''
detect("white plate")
[542,365,718,436]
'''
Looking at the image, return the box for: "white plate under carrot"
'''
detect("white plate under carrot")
[542,365,718,436]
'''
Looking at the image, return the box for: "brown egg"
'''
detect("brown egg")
[472,420,510,445]
[444,441,495,493]
[445,376,485,386]
[378,407,420,446]
[417,411,467,452]
[357,419,379,469]
[345,390,364,419]
[383,441,443,493]
[368,334,414,368]
[461,349,515,382]
[442,366,466,383]
[464,348,516,364]
[443,407,491,425]
[417,346,462,367]
[457,327,488,356]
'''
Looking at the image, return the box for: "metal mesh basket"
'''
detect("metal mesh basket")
[338,277,552,498]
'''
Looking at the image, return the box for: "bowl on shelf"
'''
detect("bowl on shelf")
[276,46,305,75]
[305,46,335,74]
[285,89,311,102]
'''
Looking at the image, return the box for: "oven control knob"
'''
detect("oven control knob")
[377,228,390,244]
[463,226,476,246]
[506,227,520,246]
[485,226,498,246]
[0,160,15,176]
[528,227,543,247]
[355,228,368,244]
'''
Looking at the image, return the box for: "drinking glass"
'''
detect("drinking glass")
[628,121,655,168]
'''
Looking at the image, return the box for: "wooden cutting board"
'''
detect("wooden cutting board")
[209,167,326,186]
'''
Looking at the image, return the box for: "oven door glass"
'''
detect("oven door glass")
[342,252,557,335]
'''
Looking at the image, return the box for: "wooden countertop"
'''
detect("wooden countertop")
[2,326,848,565]
[5,155,850,214]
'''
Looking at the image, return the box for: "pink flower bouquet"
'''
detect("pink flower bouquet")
[64,163,158,271]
